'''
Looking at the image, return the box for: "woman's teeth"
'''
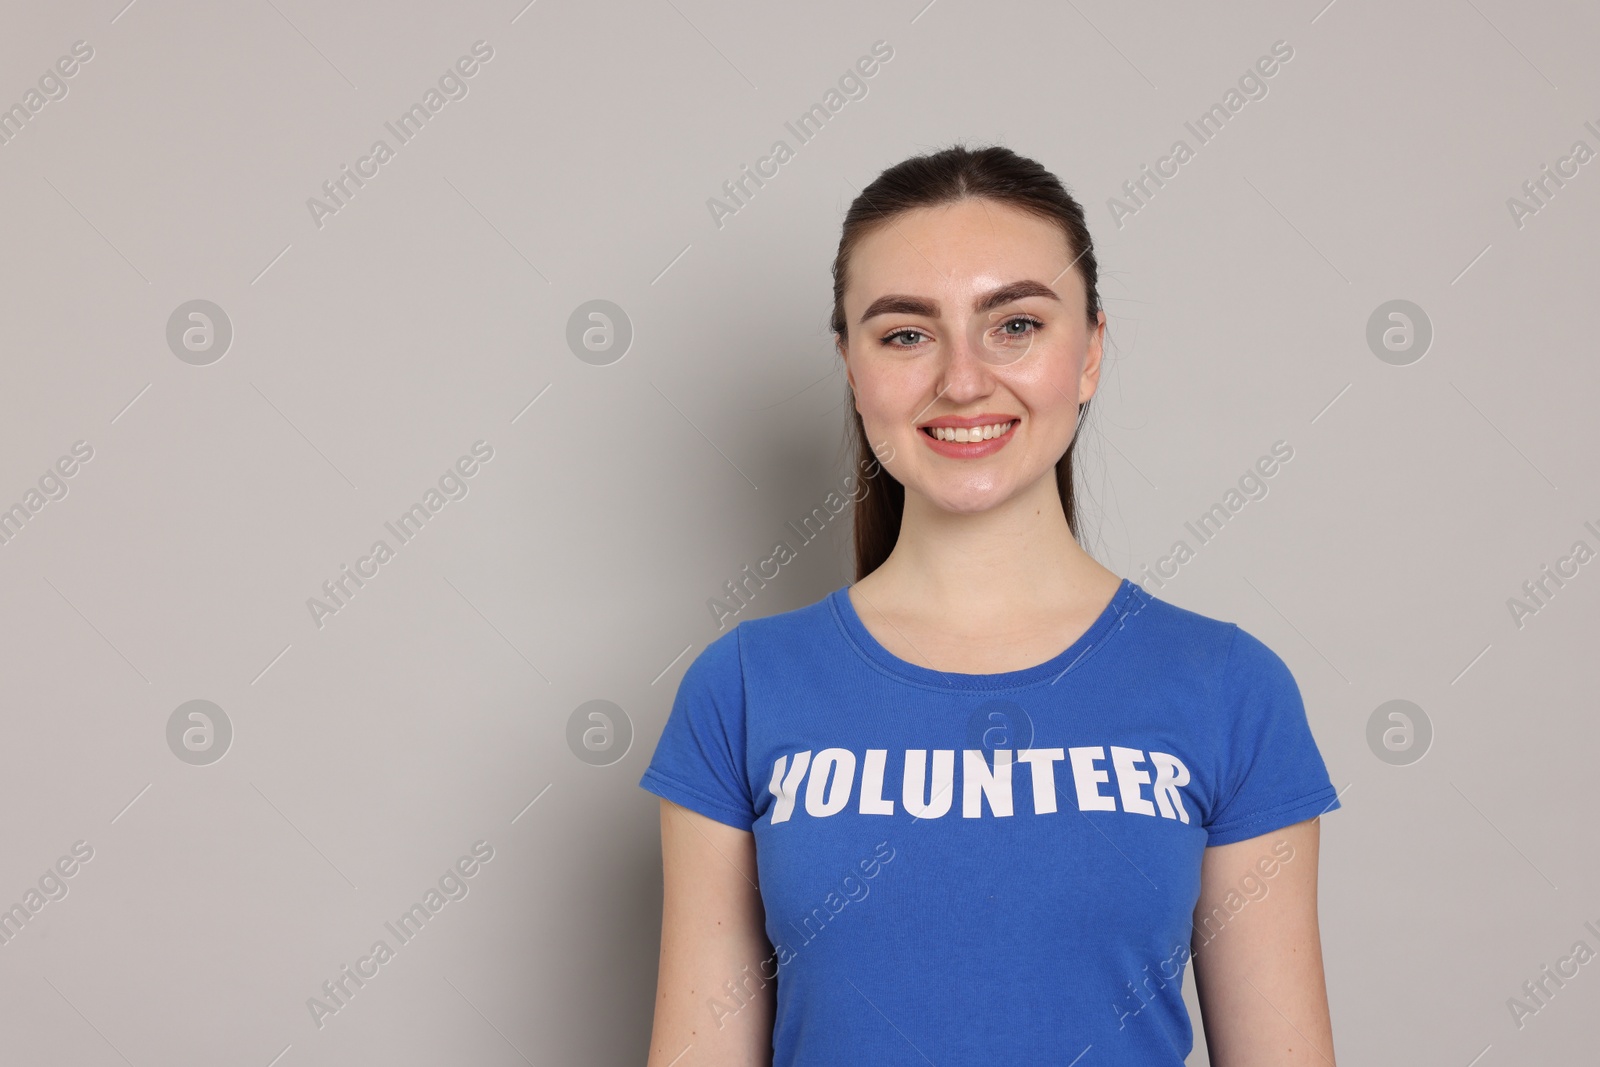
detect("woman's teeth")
[925,420,1015,443]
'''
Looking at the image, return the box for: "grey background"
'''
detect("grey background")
[1,0,1595,1063]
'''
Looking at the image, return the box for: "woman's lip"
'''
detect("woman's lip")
[918,413,1020,429]
[919,419,1017,458]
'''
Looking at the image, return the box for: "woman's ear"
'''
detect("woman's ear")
[1079,310,1107,404]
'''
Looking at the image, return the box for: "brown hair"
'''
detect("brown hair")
[831,143,1104,581]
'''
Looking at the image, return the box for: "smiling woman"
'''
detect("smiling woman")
[641,144,1341,1067]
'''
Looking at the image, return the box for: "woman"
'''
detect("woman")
[639,144,1341,1065]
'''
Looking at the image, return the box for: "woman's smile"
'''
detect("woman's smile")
[917,413,1020,458]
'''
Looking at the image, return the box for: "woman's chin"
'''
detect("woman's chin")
[916,482,1017,516]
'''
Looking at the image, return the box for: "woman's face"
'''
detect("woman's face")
[837,197,1106,515]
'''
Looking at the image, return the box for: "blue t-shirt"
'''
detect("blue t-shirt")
[639,578,1341,1065]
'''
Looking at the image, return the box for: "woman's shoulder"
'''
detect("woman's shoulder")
[685,587,842,677]
[733,585,842,639]
[1122,582,1287,679]
[1124,581,1236,641]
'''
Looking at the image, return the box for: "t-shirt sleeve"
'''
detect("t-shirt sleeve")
[1202,625,1342,847]
[638,627,756,831]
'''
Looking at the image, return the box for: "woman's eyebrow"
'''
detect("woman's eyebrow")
[858,279,1060,324]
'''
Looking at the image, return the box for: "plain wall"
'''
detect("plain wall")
[0,0,1596,1063]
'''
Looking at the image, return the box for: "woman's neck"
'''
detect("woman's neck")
[862,475,1120,621]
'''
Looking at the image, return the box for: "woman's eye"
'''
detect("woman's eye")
[881,317,1041,348]
[883,328,927,347]
[999,316,1043,336]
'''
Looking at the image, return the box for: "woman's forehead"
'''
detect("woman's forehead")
[847,204,1082,315]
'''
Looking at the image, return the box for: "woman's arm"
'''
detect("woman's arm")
[646,799,775,1067]
[1190,816,1336,1067]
